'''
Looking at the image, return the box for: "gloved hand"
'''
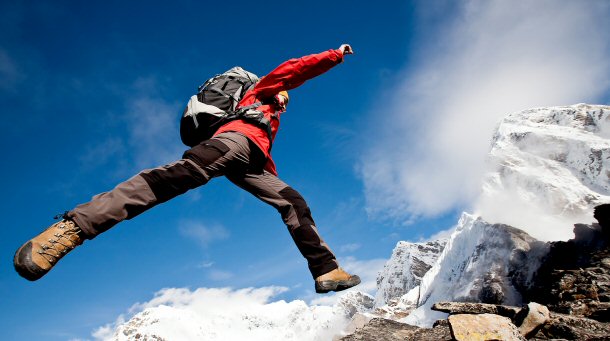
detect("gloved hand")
[339,44,354,55]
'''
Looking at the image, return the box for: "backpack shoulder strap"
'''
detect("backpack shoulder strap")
[234,102,277,147]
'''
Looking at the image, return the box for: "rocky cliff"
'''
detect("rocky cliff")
[341,104,610,340]
[341,205,610,340]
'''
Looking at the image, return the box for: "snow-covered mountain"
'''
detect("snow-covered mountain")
[374,104,610,327]
[400,213,549,326]
[375,240,445,307]
[95,287,357,341]
[477,104,610,241]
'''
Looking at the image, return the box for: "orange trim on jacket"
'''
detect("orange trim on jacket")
[214,48,344,175]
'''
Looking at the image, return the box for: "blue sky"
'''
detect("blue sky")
[1,1,609,340]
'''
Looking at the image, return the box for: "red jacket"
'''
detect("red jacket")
[214,49,344,175]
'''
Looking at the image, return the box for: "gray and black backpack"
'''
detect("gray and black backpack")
[180,67,259,147]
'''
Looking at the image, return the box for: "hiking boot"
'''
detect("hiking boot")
[315,267,361,293]
[14,219,84,281]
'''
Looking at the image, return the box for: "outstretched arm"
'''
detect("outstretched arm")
[253,44,354,99]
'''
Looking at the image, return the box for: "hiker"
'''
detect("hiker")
[14,44,361,294]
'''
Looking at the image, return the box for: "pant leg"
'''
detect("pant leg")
[226,170,339,278]
[69,132,253,238]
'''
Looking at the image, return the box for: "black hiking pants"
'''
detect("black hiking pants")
[67,132,338,278]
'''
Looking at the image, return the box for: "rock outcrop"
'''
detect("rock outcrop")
[432,301,610,340]
[526,204,610,323]
[340,205,610,340]
[338,317,452,341]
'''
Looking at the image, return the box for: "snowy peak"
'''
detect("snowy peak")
[478,104,610,241]
[402,213,549,327]
[337,291,376,318]
[493,104,609,191]
[375,240,445,306]
[507,104,609,132]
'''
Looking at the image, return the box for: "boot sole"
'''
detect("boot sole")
[315,275,361,294]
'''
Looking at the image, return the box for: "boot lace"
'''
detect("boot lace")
[37,220,82,264]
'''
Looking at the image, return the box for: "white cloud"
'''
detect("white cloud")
[474,185,588,241]
[179,220,230,247]
[92,315,125,341]
[124,79,185,170]
[197,261,215,268]
[79,137,125,170]
[91,255,389,340]
[128,287,290,313]
[360,0,610,222]
[78,76,185,178]
[93,286,350,341]
[339,243,361,253]
[89,255,409,339]
[421,226,455,243]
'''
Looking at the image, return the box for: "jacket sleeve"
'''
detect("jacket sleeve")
[253,49,344,99]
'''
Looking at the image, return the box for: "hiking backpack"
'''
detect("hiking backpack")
[180,67,260,147]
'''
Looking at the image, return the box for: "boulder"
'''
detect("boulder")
[535,311,610,340]
[515,302,550,338]
[448,313,525,341]
[432,301,521,320]
[337,317,452,341]
[338,318,421,341]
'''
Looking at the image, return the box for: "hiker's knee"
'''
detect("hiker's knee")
[277,187,315,227]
